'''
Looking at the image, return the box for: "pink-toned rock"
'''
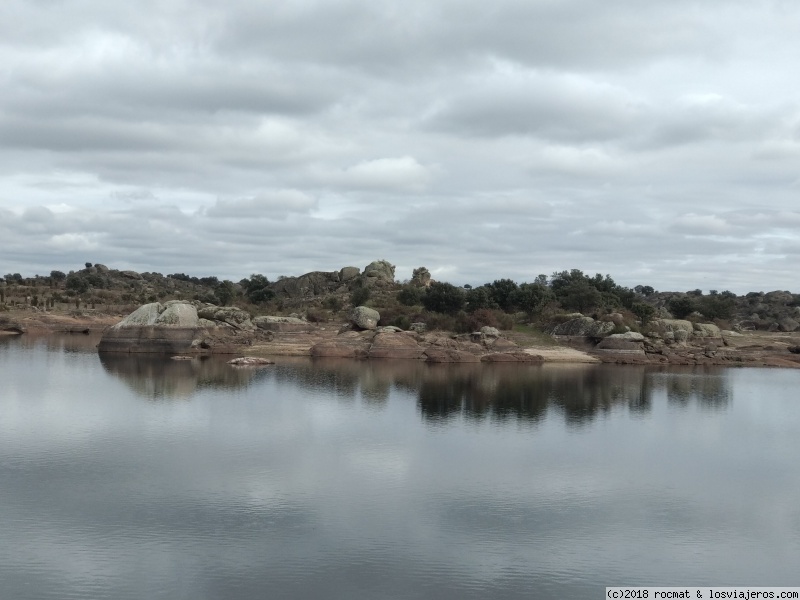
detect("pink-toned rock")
[311,340,369,359]
[481,352,545,363]
[423,348,481,363]
[368,332,424,360]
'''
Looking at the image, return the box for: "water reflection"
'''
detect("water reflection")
[412,365,731,425]
[94,349,732,417]
[98,354,263,399]
[0,331,102,354]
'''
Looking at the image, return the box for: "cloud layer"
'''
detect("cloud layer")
[2,0,800,292]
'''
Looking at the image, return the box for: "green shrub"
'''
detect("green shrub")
[350,285,370,306]
[397,285,423,306]
[668,296,695,319]
[322,296,343,312]
[391,315,412,330]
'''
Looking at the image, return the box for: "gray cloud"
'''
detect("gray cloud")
[2,0,800,292]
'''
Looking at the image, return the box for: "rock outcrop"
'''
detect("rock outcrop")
[363,260,395,284]
[270,271,343,299]
[0,317,26,334]
[197,305,254,330]
[99,301,260,353]
[253,315,313,332]
[98,302,207,354]
[368,332,425,359]
[552,317,615,338]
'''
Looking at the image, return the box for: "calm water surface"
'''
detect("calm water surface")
[1,333,799,599]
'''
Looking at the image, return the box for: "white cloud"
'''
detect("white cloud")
[206,190,317,219]
[337,157,432,191]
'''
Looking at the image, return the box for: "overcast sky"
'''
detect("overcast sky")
[2,0,799,293]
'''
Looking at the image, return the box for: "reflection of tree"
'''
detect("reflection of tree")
[657,367,731,409]
[97,351,732,417]
[98,354,261,400]
[413,365,731,425]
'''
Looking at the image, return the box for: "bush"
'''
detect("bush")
[391,315,412,330]
[350,285,370,307]
[397,285,423,306]
[631,302,656,325]
[322,296,343,312]
[417,311,457,331]
[306,309,328,323]
[668,296,695,319]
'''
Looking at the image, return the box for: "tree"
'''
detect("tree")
[465,286,493,312]
[557,281,602,313]
[631,302,656,325]
[510,283,554,317]
[668,296,695,319]
[486,278,519,312]
[84,262,93,269]
[423,282,465,314]
[65,274,89,294]
[397,285,423,306]
[215,280,235,306]
[241,274,274,304]
[350,285,370,307]
[698,294,735,320]
[50,270,66,283]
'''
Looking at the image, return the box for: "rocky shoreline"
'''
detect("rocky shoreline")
[4,305,800,368]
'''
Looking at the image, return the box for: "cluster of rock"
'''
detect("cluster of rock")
[551,314,747,359]
[269,260,396,299]
[307,306,541,363]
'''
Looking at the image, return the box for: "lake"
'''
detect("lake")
[1,333,799,599]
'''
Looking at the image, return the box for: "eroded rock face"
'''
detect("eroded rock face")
[270,271,342,298]
[197,305,254,330]
[552,317,615,337]
[339,267,361,281]
[253,315,312,332]
[100,301,259,353]
[423,348,481,363]
[0,317,26,334]
[310,333,371,359]
[350,306,380,330]
[368,332,424,359]
[596,338,645,354]
[692,323,722,338]
[363,260,395,283]
[608,332,645,342]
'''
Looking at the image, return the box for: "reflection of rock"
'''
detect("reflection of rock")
[98,354,260,399]
[0,317,26,334]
